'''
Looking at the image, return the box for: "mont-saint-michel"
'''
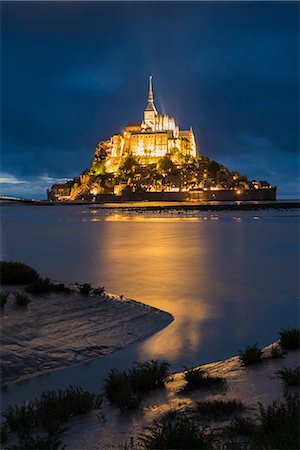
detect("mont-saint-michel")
[48,77,276,203]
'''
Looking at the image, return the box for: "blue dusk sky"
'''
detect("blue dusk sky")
[1,1,299,199]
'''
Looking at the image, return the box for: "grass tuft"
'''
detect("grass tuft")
[103,371,142,411]
[0,291,10,307]
[0,422,9,444]
[277,367,300,386]
[238,343,262,366]
[129,360,170,393]
[253,394,299,449]
[0,261,39,284]
[228,416,257,436]
[8,432,64,449]
[93,286,105,296]
[184,367,226,389]
[139,416,214,449]
[78,283,92,295]
[36,386,101,426]
[25,278,70,294]
[3,385,101,443]
[278,328,300,350]
[25,277,53,293]
[3,402,36,437]
[270,346,285,359]
[104,360,170,410]
[13,291,31,306]
[196,399,245,420]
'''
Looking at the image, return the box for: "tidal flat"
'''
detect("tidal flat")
[0,288,173,386]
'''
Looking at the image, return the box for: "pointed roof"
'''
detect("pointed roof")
[145,75,157,113]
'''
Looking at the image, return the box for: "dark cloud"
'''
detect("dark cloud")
[1,1,299,198]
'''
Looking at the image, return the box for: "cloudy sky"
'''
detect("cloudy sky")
[1,1,299,198]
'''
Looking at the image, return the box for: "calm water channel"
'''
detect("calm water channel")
[1,205,299,408]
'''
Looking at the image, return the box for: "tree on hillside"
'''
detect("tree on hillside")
[119,155,139,174]
[157,155,174,174]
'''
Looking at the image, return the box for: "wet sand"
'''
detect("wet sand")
[0,288,173,386]
[64,343,299,449]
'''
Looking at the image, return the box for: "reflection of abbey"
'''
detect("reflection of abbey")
[98,76,196,172]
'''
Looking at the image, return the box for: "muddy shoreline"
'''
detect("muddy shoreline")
[0,288,173,387]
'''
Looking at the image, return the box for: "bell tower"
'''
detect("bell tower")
[143,75,157,130]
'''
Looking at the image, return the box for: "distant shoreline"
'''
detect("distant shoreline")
[1,198,299,211]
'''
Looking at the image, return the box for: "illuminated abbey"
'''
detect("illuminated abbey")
[47,76,276,202]
[97,76,197,173]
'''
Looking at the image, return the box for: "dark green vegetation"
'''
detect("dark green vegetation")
[126,395,300,449]
[196,399,245,420]
[270,346,284,359]
[2,386,102,448]
[252,394,300,449]
[93,286,105,296]
[78,283,93,295]
[0,422,9,444]
[238,344,263,366]
[1,261,39,284]
[184,367,226,389]
[129,360,170,393]
[0,291,10,307]
[104,360,170,410]
[13,291,31,306]
[278,328,300,350]
[7,432,64,449]
[25,278,70,294]
[277,367,300,386]
[227,416,258,436]
[64,145,274,202]
[139,416,214,449]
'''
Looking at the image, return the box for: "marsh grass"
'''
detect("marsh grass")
[8,432,64,449]
[252,394,300,449]
[0,261,39,284]
[139,416,214,449]
[25,278,70,294]
[0,291,10,307]
[129,360,170,393]
[184,367,226,389]
[13,291,31,306]
[196,399,245,420]
[278,328,300,350]
[0,422,9,443]
[238,344,262,366]
[78,283,92,295]
[227,416,258,436]
[104,360,170,410]
[277,367,300,386]
[36,386,101,426]
[111,383,142,411]
[3,402,36,437]
[93,286,105,296]
[3,386,101,444]
[270,346,285,359]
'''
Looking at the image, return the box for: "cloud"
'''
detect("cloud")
[0,173,72,199]
[0,172,24,184]
[1,1,298,198]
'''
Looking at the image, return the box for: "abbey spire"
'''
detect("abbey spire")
[145,75,157,113]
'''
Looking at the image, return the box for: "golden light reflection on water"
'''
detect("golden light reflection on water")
[105,214,201,222]
[94,217,216,361]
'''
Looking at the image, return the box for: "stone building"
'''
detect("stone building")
[96,76,197,172]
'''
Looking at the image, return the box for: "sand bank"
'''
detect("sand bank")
[64,343,299,449]
[0,288,173,386]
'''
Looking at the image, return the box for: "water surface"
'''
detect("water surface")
[1,205,299,407]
